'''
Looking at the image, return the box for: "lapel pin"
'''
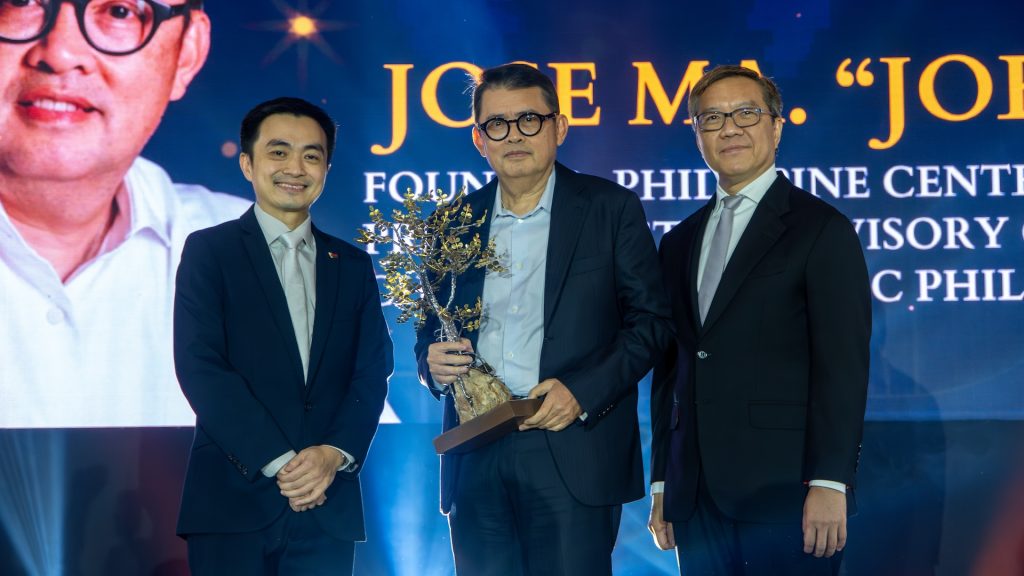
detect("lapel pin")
[328,251,339,259]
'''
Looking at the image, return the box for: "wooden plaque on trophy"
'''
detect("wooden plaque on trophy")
[433,398,543,455]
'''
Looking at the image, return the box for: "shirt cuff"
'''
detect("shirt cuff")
[262,450,297,477]
[809,479,847,494]
[650,479,844,496]
[326,445,357,472]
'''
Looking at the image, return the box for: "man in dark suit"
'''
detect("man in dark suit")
[416,63,672,575]
[648,65,871,575]
[174,97,391,575]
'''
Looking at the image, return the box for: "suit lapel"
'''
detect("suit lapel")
[239,208,305,380]
[700,175,790,334]
[544,163,590,327]
[306,227,339,392]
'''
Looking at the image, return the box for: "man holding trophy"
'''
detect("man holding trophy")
[414,63,672,575]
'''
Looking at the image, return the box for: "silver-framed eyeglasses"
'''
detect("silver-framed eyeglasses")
[693,106,777,132]
[0,0,202,56]
[477,112,558,142]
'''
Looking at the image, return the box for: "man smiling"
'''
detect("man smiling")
[649,65,871,575]
[0,0,248,427]
[174,96,391,575]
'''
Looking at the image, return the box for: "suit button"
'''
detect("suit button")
[697,351,709,359]
[304,402,313,412]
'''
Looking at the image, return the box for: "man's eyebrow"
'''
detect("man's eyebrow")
[265,139,293,148]
[699,100,759,113]
[303,143,326,154]
[483,109,542,122]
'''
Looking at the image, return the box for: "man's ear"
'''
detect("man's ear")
[472,126,488,158]
[169,10,212,101]
[239,153,254,182]
[554,113,569,146]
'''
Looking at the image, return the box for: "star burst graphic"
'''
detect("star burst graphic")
[248,0,351,85]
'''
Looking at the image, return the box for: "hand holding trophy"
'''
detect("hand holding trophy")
[358,189,538,453]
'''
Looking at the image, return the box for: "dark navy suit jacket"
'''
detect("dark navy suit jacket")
[652,174,870,524]
[174,206,392,542]
[415,163,673,514]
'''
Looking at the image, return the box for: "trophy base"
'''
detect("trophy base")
[433,398,543,455]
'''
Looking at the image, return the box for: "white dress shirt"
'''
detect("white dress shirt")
[252,205,355,477]
[0,157,250,428]
[695,165,777,288]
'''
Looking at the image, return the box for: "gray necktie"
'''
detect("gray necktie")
[278,231,310,380]
[698,195,742,324]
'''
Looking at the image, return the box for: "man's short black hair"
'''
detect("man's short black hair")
[471,63,559,123]
[240,97,337,164]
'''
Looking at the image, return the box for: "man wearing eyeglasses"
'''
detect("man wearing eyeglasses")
[0,1,248,427]
[648,65,870,575]
[416,62,672,575]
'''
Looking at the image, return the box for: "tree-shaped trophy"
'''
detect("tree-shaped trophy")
[358,189,541,454]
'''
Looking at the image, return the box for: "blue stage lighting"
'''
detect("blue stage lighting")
[0,430,66,575]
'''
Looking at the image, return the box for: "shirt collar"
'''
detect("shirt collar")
[253,203,313,247]
[493,170,556,219]
[96,184,132,254]
[714,164,778,208]
[118,156,180,247]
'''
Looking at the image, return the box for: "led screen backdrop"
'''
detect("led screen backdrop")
[0,2,1021,575]
[1,0,1021,428]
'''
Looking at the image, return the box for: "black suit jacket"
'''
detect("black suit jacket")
[174,207,392,541]
[415,163,672,514]
[652,173,870,524]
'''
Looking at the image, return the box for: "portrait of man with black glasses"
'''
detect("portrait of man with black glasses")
[649,65,871,575]
[0,0,249,428]
[415,62,673,575]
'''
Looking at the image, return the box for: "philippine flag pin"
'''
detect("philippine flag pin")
[328,251,339,259]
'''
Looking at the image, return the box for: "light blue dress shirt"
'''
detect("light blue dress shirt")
[476,173,555,397]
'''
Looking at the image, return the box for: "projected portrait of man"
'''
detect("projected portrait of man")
[0,0,249,427]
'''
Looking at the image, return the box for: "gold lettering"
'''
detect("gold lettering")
[548,62,601,125]
[738,59,762,75]
[629,61,708,125]
[869,57,911,150]
[998,55,1024,119]
[919,54,993,121]
[629,60,760,126]
[371,64,414,156]
[422,62,482,128]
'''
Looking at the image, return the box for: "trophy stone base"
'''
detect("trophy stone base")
[433,398,543,455]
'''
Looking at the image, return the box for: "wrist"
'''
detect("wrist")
[322,445,345,469]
